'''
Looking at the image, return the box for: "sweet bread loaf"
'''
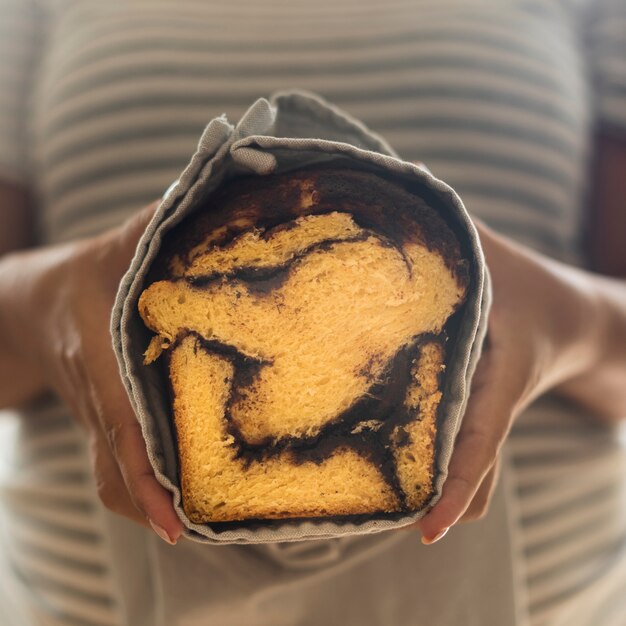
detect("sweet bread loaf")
[138,164,469,523]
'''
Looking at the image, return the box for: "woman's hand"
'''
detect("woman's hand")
[416,219,620,544]
[0,202,184,545]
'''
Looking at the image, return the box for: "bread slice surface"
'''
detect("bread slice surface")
[139,165,468,522]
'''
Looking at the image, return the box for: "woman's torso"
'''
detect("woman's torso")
[1,1,625,625]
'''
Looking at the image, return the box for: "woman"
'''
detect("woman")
[0,1,625,624]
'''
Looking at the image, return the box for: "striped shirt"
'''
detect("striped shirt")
[1,1,625,625]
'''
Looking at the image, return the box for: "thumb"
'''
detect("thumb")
[118,200,161,254]
[101,200,161,280]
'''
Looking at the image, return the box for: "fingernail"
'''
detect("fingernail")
[149,519,177,545]
[421,527,449,545]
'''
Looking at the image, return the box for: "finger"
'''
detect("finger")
[89,431,152,528]
[87,363,183,544]
[399,457,501,535]
[55,355,158,530]
[459,454,501,522]
[418,348,518,544]
[100,200,161,282]
[119,200,160,248]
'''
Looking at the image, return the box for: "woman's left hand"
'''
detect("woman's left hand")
[415,219,603,544]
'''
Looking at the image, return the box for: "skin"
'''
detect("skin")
[0,133,624,546]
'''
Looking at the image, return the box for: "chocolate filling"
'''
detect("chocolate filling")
[184,231,394,292]
[181,329,433,509]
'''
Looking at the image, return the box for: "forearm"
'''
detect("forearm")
[0,352,46,408]
[0,181,49,406]
[0,241,82,408]
[0,249,47,407]
[554,268,626,421]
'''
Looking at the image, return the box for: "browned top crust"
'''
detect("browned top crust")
[152,162,470,291]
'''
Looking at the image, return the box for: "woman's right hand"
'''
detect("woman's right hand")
[0,202,183,544]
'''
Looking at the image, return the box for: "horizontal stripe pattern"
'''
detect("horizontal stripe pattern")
[29,2,591,262]
[509,396,626,624]
[0,0,43,184]
[0,403,123,626]
[1,1,625,625]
